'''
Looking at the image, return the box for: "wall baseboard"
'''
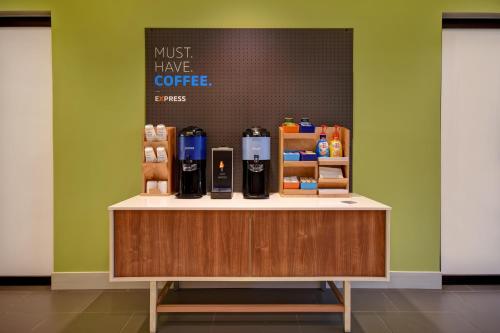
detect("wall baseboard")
[0,276,51,286]
[51,271,441,290]
[51,272,149,290]
[442,275,500,285]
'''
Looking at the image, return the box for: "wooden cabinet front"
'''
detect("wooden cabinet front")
[251,210,386,277]
[114,210,251,277]
[113,209,387,278]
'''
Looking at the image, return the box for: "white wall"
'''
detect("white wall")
[0,27,53,276]
[441,29,500,275]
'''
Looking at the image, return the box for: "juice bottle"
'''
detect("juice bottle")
[330,125,343,157]
[315,125,330,157]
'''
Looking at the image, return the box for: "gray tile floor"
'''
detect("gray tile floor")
[0,285,499,332]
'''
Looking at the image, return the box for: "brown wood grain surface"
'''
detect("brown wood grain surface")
[114,209,386,277]
[114,210,250,277]
[251,210,386,277]
[156,303,345,313]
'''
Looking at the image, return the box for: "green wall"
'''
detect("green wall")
[2,0,500,272]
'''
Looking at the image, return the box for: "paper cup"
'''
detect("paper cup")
[145,124,156,141]
[146,181,158,194]
[144,147,156,162]
[158,181,168,194]
[156,124,167,141]
[156,146,167,162]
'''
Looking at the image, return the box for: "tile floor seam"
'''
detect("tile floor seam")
[353,310,387,313]
[3,310,87,315]
[118,312,135,333]
[374,312,395,333]
[450,292,496,333]
[83,310,135,314]
[78,291,103,313]
[14,291,34,305]
[449,291,470,309]
[24,291,34,298]
[381,291,399,312]
[296,316,304,333]
[29,315,49,332]
[399,310,458,314]
[444,311,486,333]
[377,311,486,333]
[368,310,458,314]
[206,312,215,333]
[461,290,500,294]
[449,290,499,293]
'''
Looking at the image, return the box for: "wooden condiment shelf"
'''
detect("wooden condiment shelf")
[141,127,176,196]
[283,161,318,168]
[279,126,350,197]
[318,157,349,166]
[318,178,349,188]
[282,189,318,196]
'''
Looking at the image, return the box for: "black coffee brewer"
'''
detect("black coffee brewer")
[176,126,207,198]
[242,127,270,199]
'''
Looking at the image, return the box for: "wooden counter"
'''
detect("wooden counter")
[109,193,391,332]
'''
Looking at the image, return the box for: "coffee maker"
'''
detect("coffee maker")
[176,126,207,198]
[242,127,270,199]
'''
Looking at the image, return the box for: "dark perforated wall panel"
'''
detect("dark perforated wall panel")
[146,28,353,192]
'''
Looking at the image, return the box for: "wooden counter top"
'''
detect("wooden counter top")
[108,193,391,211]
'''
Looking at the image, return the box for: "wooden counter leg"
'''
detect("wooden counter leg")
[343,281,351,332]
[150,281,157,333]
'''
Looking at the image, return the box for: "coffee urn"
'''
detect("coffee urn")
[242,127,270,199]
[176,126,207,198]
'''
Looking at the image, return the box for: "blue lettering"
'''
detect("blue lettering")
[164,75,173,87]
[191,75,199,86]
[153,75,212,88]
[200,75,208,86]
[154,75,163,87]
[174,75,182,86]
